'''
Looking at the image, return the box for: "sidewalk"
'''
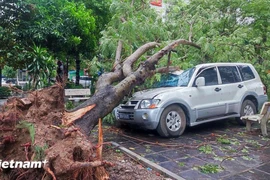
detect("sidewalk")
[101,119,270,180]
[0,99,7,106]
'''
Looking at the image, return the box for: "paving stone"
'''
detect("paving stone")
[213,130,239,137]
[119,140,140,147]
[183,148,201,157]
[256,163,270,174]
[220,159,249,173]
[159,161,184,174]
[104,120,270,180]
[238,169,270,180]
[211,146,227,156]
[206,170,231,179]
[104,134,130,143]
[175,156,206,169]
[256,138,270,146]
[169,136,199,145]
[195,152,223,164]
[161,149,189,160]
[144,153,170,163]
[217,145,243,156]
[143,144,171,152]
[262,147,270,157]
[255,154,270,164]
[179,169,213,180]
[127,144,149,156]
[235,154,264,168]
[222,174,249,180]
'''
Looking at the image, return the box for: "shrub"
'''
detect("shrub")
[65,80,84,89]
[0,86,11,98]
[13,85,22,90]
[103,113,115,125]
[65,101,75,110]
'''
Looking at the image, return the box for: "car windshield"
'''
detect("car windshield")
[177,67,195,87]
[153,67,195,88]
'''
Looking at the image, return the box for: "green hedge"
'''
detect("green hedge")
[0,86,11,98]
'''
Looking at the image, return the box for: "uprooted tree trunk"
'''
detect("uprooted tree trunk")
[0,39,200,179]
[66,39,200,135]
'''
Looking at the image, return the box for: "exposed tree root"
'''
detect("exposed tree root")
[0,85,108,180]
[0,39,201,179]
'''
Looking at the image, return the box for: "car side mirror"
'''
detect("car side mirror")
[195,77,205,87]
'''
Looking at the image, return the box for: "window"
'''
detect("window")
[195,67,218,86]
[238,65,255,81]
[218,66,241,84]
[177,67,195,87]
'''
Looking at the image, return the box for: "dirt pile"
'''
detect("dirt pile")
[0,85,107,180]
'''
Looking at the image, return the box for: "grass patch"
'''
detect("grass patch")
[199,145,213,154]
[198,164,222,174]
[65,100,75,110]
[217,137,231,144]
[34,144,48,161]
[178,162,185,167]
[16,121,35,144]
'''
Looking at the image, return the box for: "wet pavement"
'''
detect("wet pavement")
[97,119,270,180]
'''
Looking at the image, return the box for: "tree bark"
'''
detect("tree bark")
[75,53,80,86]
[67,39,200,135]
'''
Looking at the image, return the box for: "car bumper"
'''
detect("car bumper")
[114,107,164,130]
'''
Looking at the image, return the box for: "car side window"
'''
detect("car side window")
[238,65,255,81]
[218,66,241,84]
[195,67,218,86]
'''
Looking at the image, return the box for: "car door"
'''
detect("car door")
[218,65,246,114]
[189,66,225,120]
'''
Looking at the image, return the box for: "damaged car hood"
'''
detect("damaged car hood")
[132,87,183,100]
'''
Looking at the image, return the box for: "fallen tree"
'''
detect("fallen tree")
[66,39,200,135]
[0,39,200,179]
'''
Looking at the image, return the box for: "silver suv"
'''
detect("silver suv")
[114,63,268,137]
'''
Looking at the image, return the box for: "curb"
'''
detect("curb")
[111,141,185,180]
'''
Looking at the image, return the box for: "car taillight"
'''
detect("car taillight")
[263,85,267,95]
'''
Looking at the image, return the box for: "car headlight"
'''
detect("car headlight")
[140,99,160,109]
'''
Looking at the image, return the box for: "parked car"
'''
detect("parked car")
[2,78,16,86]
[72,76,92,88]
[114,63,268,137]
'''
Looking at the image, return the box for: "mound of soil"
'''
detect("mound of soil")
[0,85,169,180]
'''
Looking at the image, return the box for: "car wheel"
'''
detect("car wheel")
[237,99,257,125]
[157,105,186,137]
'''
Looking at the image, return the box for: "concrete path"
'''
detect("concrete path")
[0,99,7,106]
[97,119,270,180]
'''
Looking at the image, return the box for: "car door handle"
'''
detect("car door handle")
[238,84,243,88]
[215,87,221,92]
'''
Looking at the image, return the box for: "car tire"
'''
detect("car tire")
[237,99,257,125]
[157,105,186,137]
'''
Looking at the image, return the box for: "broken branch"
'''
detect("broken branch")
[123,42,160,76]
[63,104,96,126]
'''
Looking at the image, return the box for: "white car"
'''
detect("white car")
[114,63,268,137]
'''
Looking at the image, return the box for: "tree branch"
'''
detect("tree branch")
[112,40,123,71]
[72,38,201,135]
[96,40,124,90]
[147,39,201,65]
[155,66,181,74]
[188,21,195,42]
[122,42,160,77]
[96,71,124,90]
